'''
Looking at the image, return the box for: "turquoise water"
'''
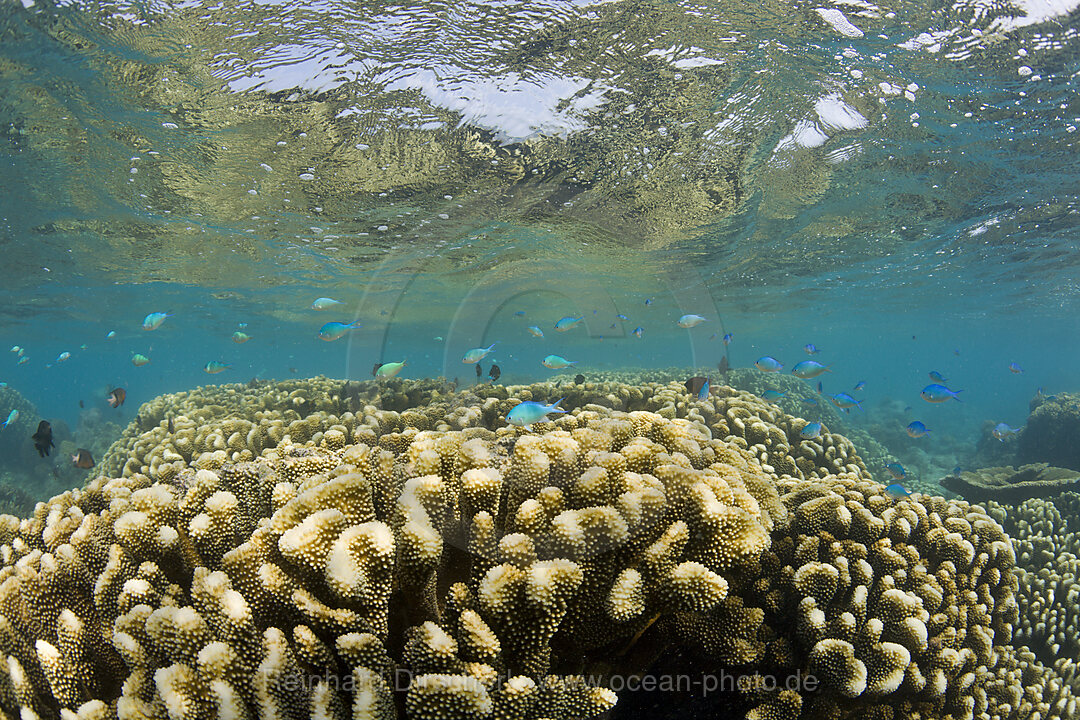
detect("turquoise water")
[1,0,1079,477]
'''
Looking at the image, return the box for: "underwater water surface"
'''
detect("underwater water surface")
[1,0,1080,717]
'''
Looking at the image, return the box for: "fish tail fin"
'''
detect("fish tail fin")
[953,390,963,401]
[552,397,566,410]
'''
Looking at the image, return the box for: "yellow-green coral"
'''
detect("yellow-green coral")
[0,377,1074,720]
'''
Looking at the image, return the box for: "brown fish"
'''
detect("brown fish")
[476,363,482,378]
[718,356,729,376]
[107,387,126,408]
[78,400,84,409]
[574,374,585,385]
[685,376,709,395]
[32,421,54,458]
[72,448,95,469]
[167,416,174,434]
[488,364,501,382]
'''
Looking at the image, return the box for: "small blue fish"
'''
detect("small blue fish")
[952,466,962,474]
[1,409,17,429]
[921,384,962,403]
[506,398,566,427]
[238,323,248,329]
[906,421,930,438]
[463,343,497,364]
[791,360,830,379]
[722,333,733,345]
[697,379,710,401]
[513,311,526,317]
[1008,362,1024,374]
[632,326,644,338]
[853,381,866,391]
[204,361,231,374]
[616,314,628,321]
[677,314,707,328]
[17,357,27,365]
[992,423,1020,441]
[526,326,544,338]
[800,422,822,440]
[542,355,576,369]
[928,371,948,382]
[311,297,343,311]
[761,390,786,401]
[885,482,911,499]
[56,352,71,363]
[802,397,818,406]
[609,323,616,329]
[554,317,583,332]
[885,463,907,481]
[318,321,362,341]
[830,393,861,410]
[803,343,819,355]
[816,381,823,394]
[375,360,406,378]
[755,356,783,372]
[142,312,172,331]
[105,331,116,339]
[644,298,652,305]
[903,406,912,412]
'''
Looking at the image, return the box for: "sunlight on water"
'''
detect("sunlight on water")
[1,0,1080,717]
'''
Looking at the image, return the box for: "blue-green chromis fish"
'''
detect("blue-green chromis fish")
[722,333,733,345]
[375,360,406,378]
[992,423,1020,441]
[204,361,231,374]
[232,331,251,343]
[311,297,343,310]
[920,384,962,403]
[1008,362,1023,374]
[542,355,576,369]
[799,422,822,440]
[803,343,819,354]
[830,392,861,410]
[791,360,830,379]
[131,354,150,367]
[761,390,785,401]
[56,352,71,363]
[885,463,907,481]
[885,483,911,499]
[906,421,930,438]
[105,331,116,339]
[676,314,706,328]
[506,398,566,427]
[554,316,583,331]
[928,371,947,382]
[697,379,710,401]
[632,327,644,338]
[142,312,172,331]
[1,409,17,429]
[755,356,783,372]
[462,343,497,364]
[318,321,362,341]
[853,381,866,391]
[527,326,544,338]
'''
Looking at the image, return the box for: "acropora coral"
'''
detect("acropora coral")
[0,377,1073,720]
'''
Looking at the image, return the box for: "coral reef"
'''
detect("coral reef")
[987,492,1080,698]
[0,378,1073,720]
[943,464,1080,504]
[1017,393,1080,472]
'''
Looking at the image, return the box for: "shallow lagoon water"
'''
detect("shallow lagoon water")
[1,0,1080,718]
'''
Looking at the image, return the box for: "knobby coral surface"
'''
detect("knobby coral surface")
[0,378,1073,720]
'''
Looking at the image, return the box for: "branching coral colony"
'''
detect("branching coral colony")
[0,377,1075,720]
